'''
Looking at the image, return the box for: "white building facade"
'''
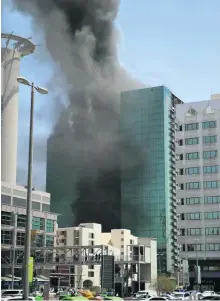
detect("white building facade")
[102,229,157,292]
[56,224,157,293]
[176,96,220,290]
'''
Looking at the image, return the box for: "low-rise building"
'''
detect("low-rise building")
[102,229,157,293]
[55,224,157,294]
[1,181,58,283]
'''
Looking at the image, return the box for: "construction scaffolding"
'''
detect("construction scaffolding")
[1,244,148,294]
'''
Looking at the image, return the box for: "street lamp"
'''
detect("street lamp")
[17,76,48,300]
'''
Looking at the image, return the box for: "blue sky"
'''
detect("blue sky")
[2,0,220,188]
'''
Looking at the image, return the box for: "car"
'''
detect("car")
[148,297,169,301]
[201,296,220,300]
[1,297,36,301]
[1,290,23,298]
[171,292,190,300]
[160,295,176,300]
[203,292,216,297]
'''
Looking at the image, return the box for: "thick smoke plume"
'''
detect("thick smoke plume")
[13,0,144,231]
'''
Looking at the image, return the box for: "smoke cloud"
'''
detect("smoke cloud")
[12,0,145,230]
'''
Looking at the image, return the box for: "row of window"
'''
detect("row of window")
[1,212,54,232]
[183,211,220,220]
[182,243,220,252]
[184,135,217,145]
[180,181,219,190]
[183,196,220,205]
[1,230,54,247]
[184,121,217,131]
[180,227,220,236]
[185,150,218,160]
[184,165,219,175]
[1,194,50,212]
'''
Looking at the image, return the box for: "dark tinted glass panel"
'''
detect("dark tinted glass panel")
[13,197,26,207]
[1,194,11,204]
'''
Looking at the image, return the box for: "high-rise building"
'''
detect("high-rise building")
[176,95,220,290]
[120,86,183,274]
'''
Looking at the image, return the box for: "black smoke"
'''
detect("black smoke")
[12,0,144,231]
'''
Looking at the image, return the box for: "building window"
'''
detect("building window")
[187,213,202,220]
[203,165,219,174]
[46,235,54,247]
[17,214,26,228]
[203,181,219,189]
[185,137,199,145]
[88,265,94,270]
[35,235,44,247]
[42,203,50,212]
[205,227,220,235]
[204,196,220,204]
[187,228,202,236]
[206,244,220,251]
[185,167,200,175]
[186,152,200,160]
[32,217,44,231]
[202,121,217,129]
[16,232,25,246]
[185,123,199,131]
[204,212,220,219]
[1,230,12,245]
[203,150,218,159]
[1,211,13,225]
[121,238,124,241]
[46,219,54,232]
[186,182,201,190]
[74,238,79,245]
[186,197,201,205]
[89,233,94,239]
[74,230,79,237]
[1,194,11,205]
[32,201,41,210]
[88,271,94,277]
[187,244,203,251]
[89,240,94,246]
[203,135,217,144]
[12,197,26,208]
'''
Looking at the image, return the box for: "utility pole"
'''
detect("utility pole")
[11,213,17,289]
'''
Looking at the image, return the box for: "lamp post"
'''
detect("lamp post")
[17,76,48,300]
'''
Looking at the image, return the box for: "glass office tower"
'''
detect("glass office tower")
[120,86,182,273]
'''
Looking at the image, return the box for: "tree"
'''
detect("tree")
[152,276,176,295]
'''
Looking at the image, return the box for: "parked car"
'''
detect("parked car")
[1,290,23,297]
[171,292,190,300]
[1,296,37,301]
[148,297,169,301]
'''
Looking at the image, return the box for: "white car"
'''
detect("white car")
[171,292,190,300]
[161,294,176,300]
[1,290,23,297]
[203,291,215,297]
[1,297,35,301]
[148,297,169,301]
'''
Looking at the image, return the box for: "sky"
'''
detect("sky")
[2,0,220,189]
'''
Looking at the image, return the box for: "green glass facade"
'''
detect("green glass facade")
[120,86,177,272]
